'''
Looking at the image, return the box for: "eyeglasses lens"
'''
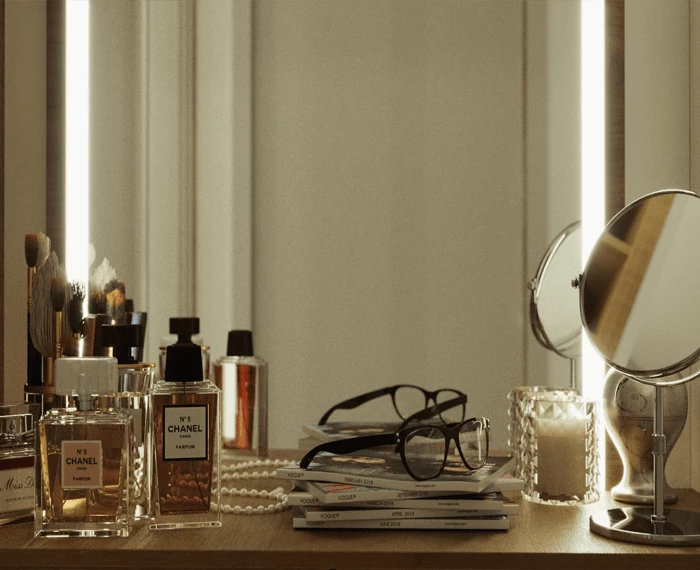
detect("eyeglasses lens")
[435,389,466,423]
[403,426,445,480]
[393,386,427,419]
[458,420,488,469]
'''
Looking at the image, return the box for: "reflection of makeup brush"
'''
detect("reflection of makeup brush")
[50,277,66,359]
[65,281,85,356]
[106,288,126,325]
[25,234,42,386]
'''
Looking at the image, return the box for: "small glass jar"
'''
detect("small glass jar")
[0,404,35,525]
[507,386,577,480]
[520,393,599,505]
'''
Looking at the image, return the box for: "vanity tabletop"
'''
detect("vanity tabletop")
[2,451,700,570]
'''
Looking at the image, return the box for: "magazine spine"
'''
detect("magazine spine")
[303,507,512,521]
[278,467,489,493]
[293,516,510,530]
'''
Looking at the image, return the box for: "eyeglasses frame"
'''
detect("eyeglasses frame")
[299,416,490,481]
[317,384,467,426]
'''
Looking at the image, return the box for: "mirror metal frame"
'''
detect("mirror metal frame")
[529,220,581,360]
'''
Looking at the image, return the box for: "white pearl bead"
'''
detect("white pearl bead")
[245,506,253,514]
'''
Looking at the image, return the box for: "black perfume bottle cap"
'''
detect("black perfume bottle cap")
[170,317,200,344]
[165,343,203,382]
[227,330,254,356]
[101,324,143,364]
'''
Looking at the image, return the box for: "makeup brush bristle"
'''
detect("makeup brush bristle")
[25,234,39,267]
[106,288,126,325]
[89,289,107,315]
[31,252,69,358]
[68,281,86,335]
[50,277,67,313]
[36,233,51,268]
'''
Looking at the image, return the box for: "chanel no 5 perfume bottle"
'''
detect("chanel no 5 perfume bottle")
[148,318,221,530]
[214,330,268,458]
[35,357,132,537]
[0,404,35,525]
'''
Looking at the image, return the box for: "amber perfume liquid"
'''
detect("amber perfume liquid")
[148,380,221,530]
[35,409,131,537]
[214,356,268,458]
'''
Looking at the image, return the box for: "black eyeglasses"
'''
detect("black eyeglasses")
[300,417,490,481]
[318,384,467,426]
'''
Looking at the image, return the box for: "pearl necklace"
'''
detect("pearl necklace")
[213,458,296,515]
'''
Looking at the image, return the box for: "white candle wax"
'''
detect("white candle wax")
[536,417,587,497]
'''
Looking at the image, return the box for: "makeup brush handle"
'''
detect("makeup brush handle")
[27,312,42,386]
[53,312,63,359]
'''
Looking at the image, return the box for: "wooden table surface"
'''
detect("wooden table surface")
[2,452,700,570]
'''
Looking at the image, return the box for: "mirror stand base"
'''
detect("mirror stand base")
[590,508,700,545]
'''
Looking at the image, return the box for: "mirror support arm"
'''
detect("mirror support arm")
[651,385,666,523]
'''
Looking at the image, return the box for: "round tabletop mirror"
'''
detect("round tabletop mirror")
[579,189,700,545]
[580,189,700,382]
[529,221,582,360]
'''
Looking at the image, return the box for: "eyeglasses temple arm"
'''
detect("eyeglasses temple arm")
[396,393,468,431]
[299,433,397,468]
[317,386,398,425]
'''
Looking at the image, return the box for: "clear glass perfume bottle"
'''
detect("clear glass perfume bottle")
[214,330,268,458]
[0,404,35,525]
[99,324,155,522]
[148,318,221,530]
[35,357,132,538]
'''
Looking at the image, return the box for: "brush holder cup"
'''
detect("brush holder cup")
[520,393,599,506]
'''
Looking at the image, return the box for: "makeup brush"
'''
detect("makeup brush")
[50,277,67,359]
[25,234,42,386]
[89,257,116,315]
[106,287,126,325]
[65,281,85,357]
[30,252,70,388]
[36,232,51,268]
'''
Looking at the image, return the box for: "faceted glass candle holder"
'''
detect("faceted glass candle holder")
[520,394,599,505]
[507,386,576,480]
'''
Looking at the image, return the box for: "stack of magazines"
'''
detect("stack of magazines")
[276,449,522,530]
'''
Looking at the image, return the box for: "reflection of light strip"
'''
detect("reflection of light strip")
[65,0,90,299]
[581,0,606,488]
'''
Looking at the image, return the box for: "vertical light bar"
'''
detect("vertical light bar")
[65,0,90,291]
[581,0,606,486]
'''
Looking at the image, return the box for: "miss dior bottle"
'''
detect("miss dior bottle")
[148,318,221,530]
[0,404,35,525]
[35,357,132,537]
[100,324,155,521]
[214,330,268,458]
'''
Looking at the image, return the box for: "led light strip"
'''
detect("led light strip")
[65,0,90,295]
[581,0,606,487]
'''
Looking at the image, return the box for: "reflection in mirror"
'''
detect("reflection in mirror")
[528,221,581,390]
[580,190,700,379]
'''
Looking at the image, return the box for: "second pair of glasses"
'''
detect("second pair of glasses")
[301,417,490,481]
[318,384,467,429]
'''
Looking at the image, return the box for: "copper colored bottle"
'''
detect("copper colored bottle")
[214,330,268,458]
